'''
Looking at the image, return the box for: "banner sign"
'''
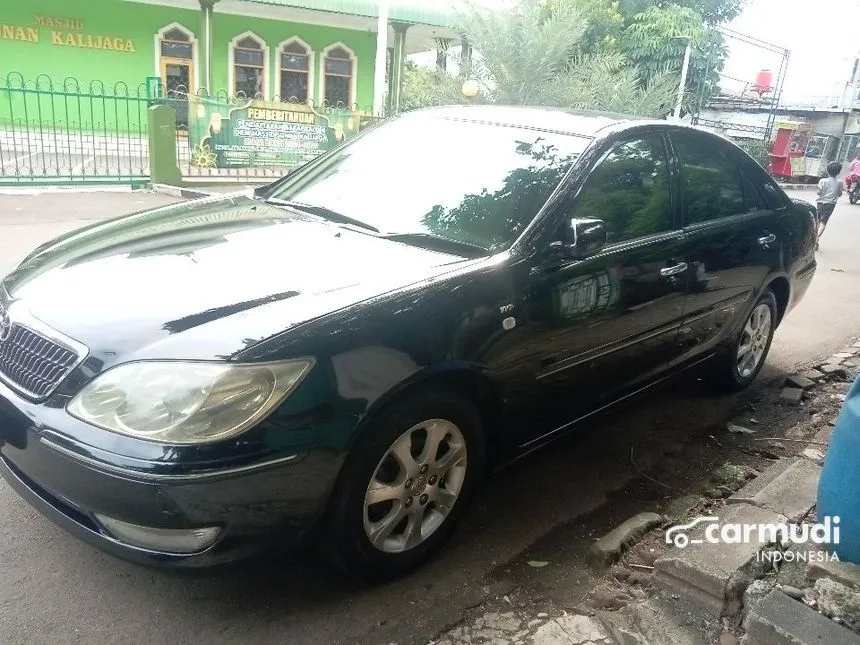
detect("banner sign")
[187,97,378,169]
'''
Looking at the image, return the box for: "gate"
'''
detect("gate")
[0,73,152,185]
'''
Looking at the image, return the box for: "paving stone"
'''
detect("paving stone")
[808,559,860,589]
[588,512,664,566]
[725,458,797,503]
[531,614,613,645]
[800,447,825,464]
[779,387,804,404]
[785,374,815,389]
[741,589,860,645]
[801,369,825,381]
[821,364,848,376]
[815,578,860,623]
[728,457,820,519]
[597,598,707,645]
[812,426,833,445]
[654,503,783,617]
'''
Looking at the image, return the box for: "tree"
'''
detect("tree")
[667,0,745,25]
[619,4,732,114]
[399,61,470,111]
[457,0,678,117]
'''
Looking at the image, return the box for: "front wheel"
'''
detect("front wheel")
[708,290,777,392]
[321,389,485,581]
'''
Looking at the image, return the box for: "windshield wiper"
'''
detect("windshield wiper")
[263,198,379,233]
[381,232,489,258]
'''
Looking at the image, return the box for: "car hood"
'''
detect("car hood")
[2,194,470,364]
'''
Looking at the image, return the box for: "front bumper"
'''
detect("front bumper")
[0,384,345,568]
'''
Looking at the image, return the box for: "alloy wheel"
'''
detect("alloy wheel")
[736,302,773,379]
[363,419,467,554]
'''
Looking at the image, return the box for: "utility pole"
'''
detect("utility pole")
[673,39,693,120]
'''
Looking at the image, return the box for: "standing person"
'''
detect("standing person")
[816,160,843,249]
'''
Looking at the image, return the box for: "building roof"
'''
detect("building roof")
[243,0,462,29]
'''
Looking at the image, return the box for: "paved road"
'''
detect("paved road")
[0,188,857,645]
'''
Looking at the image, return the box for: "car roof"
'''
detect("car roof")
[399,104,667,139]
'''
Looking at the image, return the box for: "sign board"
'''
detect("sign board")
[187,96,378,169]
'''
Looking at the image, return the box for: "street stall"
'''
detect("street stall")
[769,120,839,182]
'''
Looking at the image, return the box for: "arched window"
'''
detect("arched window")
[322,44,355,107]
[230,32,267,99]
[279,38,312,103]
[156,24,196,97]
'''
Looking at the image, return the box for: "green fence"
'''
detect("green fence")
[0,73,152,185]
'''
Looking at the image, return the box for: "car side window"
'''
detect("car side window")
[673,132,746,225]
[741,172,768,212]
[570,135,672,244]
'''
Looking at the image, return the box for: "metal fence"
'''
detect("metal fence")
[0,74,392,186]
[0,73,152,185]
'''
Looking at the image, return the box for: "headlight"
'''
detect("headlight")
[67,359,314,444]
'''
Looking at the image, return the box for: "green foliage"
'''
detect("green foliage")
[544,51,678,117]
[399,61,469,111]
[543,0,624,52]
[461,0,591,105]
[398,0,740,116]
[667,0,746,25]
[457,0,677,117]
[620,5,727,113]
[621,5,704,78]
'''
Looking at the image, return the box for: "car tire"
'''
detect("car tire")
[708,289,778,393]
[321,388,485,581]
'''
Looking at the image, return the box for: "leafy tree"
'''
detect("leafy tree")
[620,4,726,113]
[399,61,470,111]
[667,0,745,25]
[457,0,678,116]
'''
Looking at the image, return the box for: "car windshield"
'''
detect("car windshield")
[269,113,592,252]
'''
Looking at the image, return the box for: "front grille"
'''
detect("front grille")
[0,324,79,398]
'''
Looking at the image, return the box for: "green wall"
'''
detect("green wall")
[211,13,376,106]
[0,0,377,104]
[0,0,199,94]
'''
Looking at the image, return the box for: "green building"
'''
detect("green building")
[0,0,466,111]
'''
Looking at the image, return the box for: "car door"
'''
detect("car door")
[519,132,689,445]
[667,129,782,364]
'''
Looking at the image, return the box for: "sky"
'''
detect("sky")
[724,0,860,105]
[409,0,860,107]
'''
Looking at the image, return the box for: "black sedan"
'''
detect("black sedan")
[0,106,817,579]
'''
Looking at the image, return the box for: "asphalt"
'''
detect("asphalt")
[0,188,857,645]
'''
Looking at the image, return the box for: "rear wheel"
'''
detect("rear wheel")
[322,389,485,580]
[708,290,777,392]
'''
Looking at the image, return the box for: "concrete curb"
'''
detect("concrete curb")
[741,589,860,645]
[726,457,821,520]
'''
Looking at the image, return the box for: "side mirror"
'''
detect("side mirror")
[549,218,607,260]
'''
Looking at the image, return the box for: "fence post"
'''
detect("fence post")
[147,104,182,186]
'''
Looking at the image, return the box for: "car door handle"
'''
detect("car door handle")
[660,262,688,277]
[758,233,776,246]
